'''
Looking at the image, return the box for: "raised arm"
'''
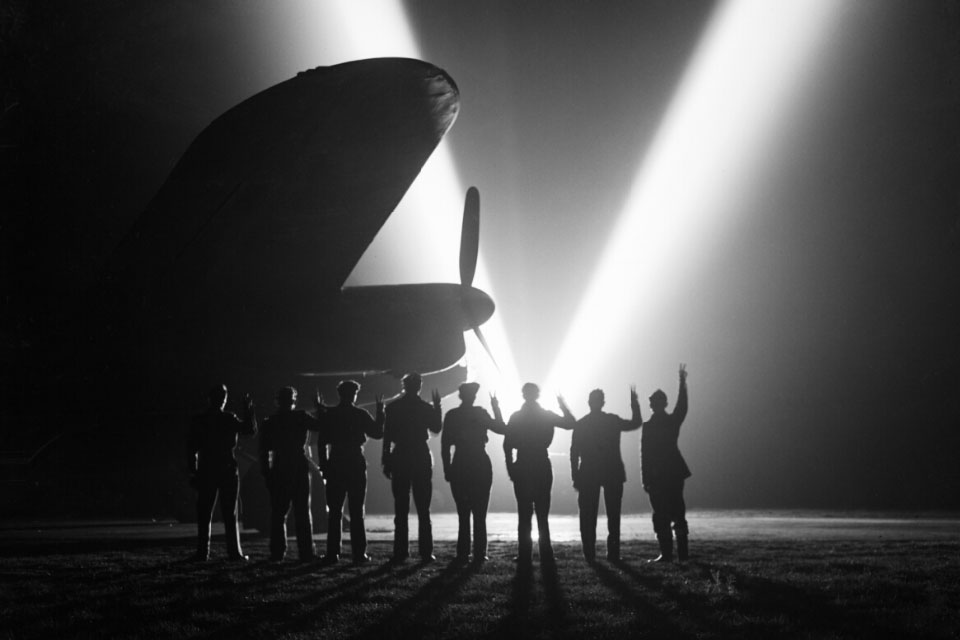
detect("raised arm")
[368,395,385,439]
[239,393,258,435]
[673,364,689,424]
[428,389,443,434]
[555,395,576,430]
[621,385,642,431]
[487,394,507,435]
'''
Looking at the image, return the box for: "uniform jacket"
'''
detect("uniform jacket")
[321,402,384,472]
[382,393,441,469]
[259,409,320,476]
[187,408,257,475]
[441,404,505,477]
[640,381,690,486]
[503,402,574,467]
[570,407,641,486]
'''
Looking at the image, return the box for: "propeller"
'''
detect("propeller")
[459,186,499,371]
[460,186,480,288]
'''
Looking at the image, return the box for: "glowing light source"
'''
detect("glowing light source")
[545,0,845,402]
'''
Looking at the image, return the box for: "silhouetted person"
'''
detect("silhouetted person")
[382,373,442,562]
[570,387,641,563]
[440,382,506,563]
[187,384,257,561]
[319,379,384,564]
[641,364,690,562]
[503,382,575,566]
[259,386,322,562]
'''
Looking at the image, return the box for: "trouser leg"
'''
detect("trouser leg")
[648,486,674,561]
[473,468,492,559]
[578,483,600,560]
[347,471,368,557]
[514,479,533,562]
[325,479,346,557]
[670,480,688,560]
[292,472,314,559]
[450,479,471,559]
[534,466,553,560]
[672,480,688,536]
[604,482,624,560]
[219,470,243,558]
[269,480,292,560]
[411,468,433,557]
[391,473,411,558]
[195,479,218,559]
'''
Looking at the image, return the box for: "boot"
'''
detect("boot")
[676,535,688,562]
[649,534,673,563]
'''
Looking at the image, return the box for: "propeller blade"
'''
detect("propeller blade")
[459,186,480,288]
[472,325,500,372]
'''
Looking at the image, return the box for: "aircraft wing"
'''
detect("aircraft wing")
[104,58,460,309]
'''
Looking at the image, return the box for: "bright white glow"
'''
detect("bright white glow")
[272,0,522,399]
[545,0,844,404]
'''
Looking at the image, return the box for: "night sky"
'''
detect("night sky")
[2,0,959,511]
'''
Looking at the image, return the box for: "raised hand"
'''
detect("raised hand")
[431,389,442,410]
[315,388,322,406]
[630,385,639,408]
[243,393,255,414]
[490,393,500,412]
[557,394,572,416]
[375,394,385,414]
[679,363,688,382]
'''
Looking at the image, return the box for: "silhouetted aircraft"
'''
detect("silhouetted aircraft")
[4,58,496,521]
[99,57,494,393]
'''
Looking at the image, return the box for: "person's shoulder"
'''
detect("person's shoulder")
[386,397,409,411]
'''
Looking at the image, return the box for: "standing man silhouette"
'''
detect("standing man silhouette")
[641,364,691,562]
[320,380,384,565]
[187,384,257,561]
[382,373,442,563]
[259,386,323,562]
[503,382,575,567]
[570,387,642,563]
[440,382,506,563]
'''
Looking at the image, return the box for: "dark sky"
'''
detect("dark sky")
[2,0,959,510]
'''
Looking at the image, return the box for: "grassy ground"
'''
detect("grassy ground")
[1,530,958,640]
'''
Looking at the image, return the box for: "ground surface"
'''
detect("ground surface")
[1,512,958,639]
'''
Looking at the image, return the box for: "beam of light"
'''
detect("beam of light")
[544,0,845,412]
[269,0,522,401]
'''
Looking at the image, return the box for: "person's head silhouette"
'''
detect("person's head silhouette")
[276,386,297,410]
[649,389,668,414]
[402,372,422,395]
[588,389,605,413]
[458,382,480,406]
[337,380,360,405]
[521,382,540,403]
[208,384,228,410]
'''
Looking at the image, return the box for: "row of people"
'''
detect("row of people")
[186,366,691,565]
